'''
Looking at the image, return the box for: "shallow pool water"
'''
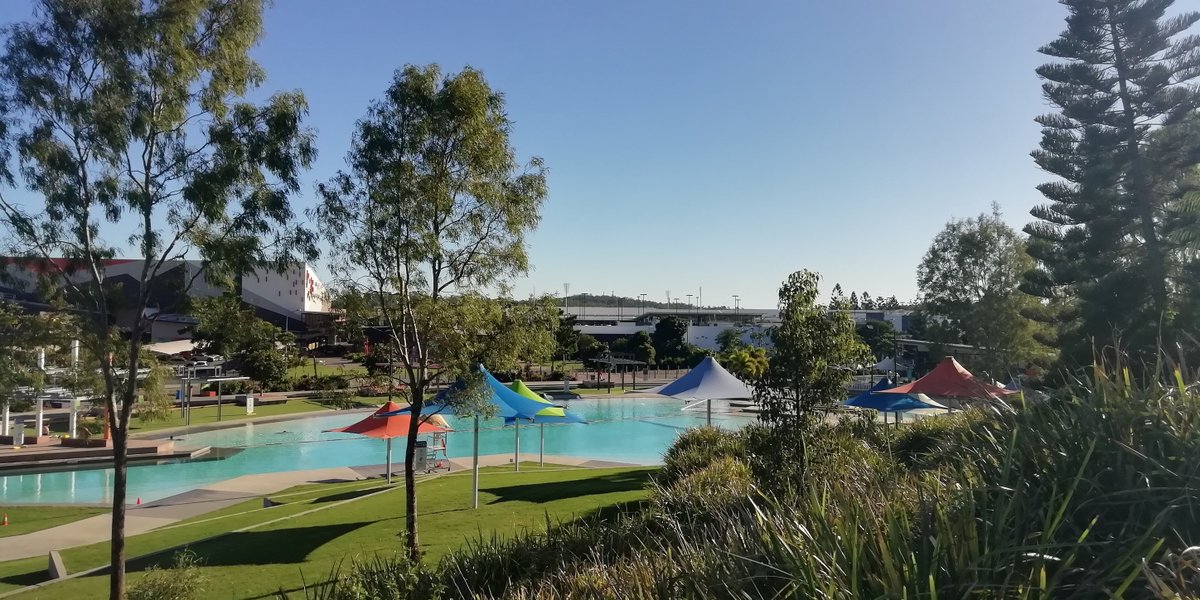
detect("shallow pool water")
[0,397,752,504]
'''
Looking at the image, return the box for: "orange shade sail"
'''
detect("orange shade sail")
[888,357,1015,399]
[325,401,450,439]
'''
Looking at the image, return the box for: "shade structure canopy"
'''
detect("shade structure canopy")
[325,401,449,438]
[845,380,947,412]
[378,365,551,421]
[506,380,586,425]
[654,357,753,400]
[872,357,896,372]
[887,357,1015,400]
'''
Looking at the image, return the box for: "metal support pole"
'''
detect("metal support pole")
[35,349,45,437]
[707,398,712,426]
[69,340,79,438]
[1,400,8,436]
[386,437,393,484]
[472,415,480,509]
[216,380,223,422]
[514,419,520,472]
[539,423,545,467]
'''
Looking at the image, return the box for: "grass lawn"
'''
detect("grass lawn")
[288,359,367,379]
[0,506,108,538]
[1,464,654,599]
[127,400,337,435]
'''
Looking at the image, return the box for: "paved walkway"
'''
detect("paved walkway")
[0,453,643,563]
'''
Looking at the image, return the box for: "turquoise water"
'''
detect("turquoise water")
[0,397,751,505]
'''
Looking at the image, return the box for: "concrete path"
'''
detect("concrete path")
[0,465,366,562]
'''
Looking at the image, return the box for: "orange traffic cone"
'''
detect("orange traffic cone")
[2,514,8,526]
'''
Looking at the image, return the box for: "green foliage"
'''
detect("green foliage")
[651,316,689,362]
[134,353,174,423]
[0,302,62,412]
[758,270,869,427]
[918,206,1050,377]
[315,63,548,560]
[553,312,580,363]
[128,549,207,600]
[297,554,443,600]
[720,346,768,381]
[315,390,362,411]
[0,1,317,591]
[193,295,294,390]
[714,328,745,353]
[573,334,604,362]
[1023,1,1200,367]
[290,369,1200,600]
[855,319,896,361]
[656,426,744,487]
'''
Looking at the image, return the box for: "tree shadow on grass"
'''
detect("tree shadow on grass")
[121,522,374,572]
[480,470,650,505]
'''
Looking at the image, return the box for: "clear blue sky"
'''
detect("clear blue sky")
[0,0,1088,308]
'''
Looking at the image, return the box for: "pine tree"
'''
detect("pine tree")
[1024,0,1200,365]
[829,283,847,309]
[849,292,860,310]
[860,291,875,310]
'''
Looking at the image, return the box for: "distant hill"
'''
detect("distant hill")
[561,293,727,310]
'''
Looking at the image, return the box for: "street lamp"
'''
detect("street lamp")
[732,295,740,322]
[686,294,693,323]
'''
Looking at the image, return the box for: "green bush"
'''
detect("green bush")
[656,426,744,487]
[652,456,753,521]
[128,549,206,600]
[292,374,351,392]
[316,390,360,410]
[298,554,442,600]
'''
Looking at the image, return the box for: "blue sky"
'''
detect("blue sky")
[0,1,1083,307]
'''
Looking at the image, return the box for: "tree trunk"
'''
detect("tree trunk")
[403,382,422,562]
[1108,17,1170,320]
[108,421,128,600]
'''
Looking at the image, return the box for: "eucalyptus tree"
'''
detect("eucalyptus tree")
[918,207,1049,377]
[316,64,550,560]
[0,1,316,596]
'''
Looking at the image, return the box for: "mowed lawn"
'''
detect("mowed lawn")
[287,359,368,379]
[127,400,339,434]
[0,506,107,538]
[2,465,654,599]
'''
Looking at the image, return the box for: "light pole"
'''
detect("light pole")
[686,294,693,323]
[732,295,740,322]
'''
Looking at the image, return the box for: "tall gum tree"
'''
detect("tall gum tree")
[315,64,549,560]
[0,1,316,597]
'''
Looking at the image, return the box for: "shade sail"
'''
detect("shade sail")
[845,381,947,412]
[325,401,449,439]
[507,380,586,425]
[378,365,548,420]
[888,357,1015,400]
[872,357,896,372]
[656,357,753,400]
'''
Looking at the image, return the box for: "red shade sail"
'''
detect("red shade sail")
[325,401,450,439]
[888,357,1015,400]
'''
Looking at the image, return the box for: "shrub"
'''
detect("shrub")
[652,456,753,520]
[128,549,206,600]
[298,554,442,600]
[317,390,360,410]
[656,426,744,487]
